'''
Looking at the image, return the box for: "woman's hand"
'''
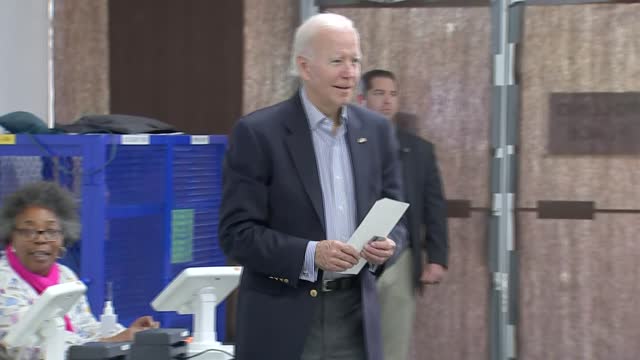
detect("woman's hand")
[102,315,160,342]
[128,316,160,335]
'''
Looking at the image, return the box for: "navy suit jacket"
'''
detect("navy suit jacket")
[396,126,449,291]
[219,93,404,360]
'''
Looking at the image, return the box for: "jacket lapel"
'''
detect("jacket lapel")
[346,107,372,223]
[284,95,326,229]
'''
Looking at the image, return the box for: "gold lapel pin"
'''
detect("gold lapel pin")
[357,137,367,143]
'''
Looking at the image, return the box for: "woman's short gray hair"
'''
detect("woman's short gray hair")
[289,12,359,76]
[0,181,81,247]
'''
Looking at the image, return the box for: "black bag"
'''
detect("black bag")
[56,114,179,134]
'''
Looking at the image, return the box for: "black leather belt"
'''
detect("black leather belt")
[320,277,358,292]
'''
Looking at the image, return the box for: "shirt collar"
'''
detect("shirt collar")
[300,88,348,130]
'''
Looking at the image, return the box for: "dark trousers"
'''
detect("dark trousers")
[300,286,366,360]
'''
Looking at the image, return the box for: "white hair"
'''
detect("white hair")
[289,13,359,76]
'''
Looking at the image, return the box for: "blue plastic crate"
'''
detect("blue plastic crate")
[0,134,229,339]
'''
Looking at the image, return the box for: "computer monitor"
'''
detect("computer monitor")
[3,281,87,360]
[151,267,242,360]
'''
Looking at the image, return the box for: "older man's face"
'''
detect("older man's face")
[298,27,361,119]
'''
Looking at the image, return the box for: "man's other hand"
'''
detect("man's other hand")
[361,237,396,265]
[420,263,446,284]
[315,240,359,272]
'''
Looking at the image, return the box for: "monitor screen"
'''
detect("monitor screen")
[3,281,87,347]
[151,267,242,314]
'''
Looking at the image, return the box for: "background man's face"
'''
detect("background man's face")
[364,76,398,120]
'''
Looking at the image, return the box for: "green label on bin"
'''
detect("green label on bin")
[171,209,194,263]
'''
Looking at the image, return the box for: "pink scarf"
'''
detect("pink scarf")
[6,245,74,332]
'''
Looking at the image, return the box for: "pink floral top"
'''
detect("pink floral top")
[0,255,123,359]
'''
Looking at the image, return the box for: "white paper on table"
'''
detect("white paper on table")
[338,197,409,275]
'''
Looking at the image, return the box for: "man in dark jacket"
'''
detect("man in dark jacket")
[219,15,404,360]
[359,69,449,360]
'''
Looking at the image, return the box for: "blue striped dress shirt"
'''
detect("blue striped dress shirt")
[299,88,357,282]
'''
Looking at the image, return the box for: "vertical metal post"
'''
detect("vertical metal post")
[47,0,55,127]
[299,0,319,23]
[489,0,524,359]
[81,135,108,315]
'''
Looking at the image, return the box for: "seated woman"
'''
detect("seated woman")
[0,181,159,359]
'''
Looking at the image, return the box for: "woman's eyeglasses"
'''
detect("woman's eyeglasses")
[13,228,63,241]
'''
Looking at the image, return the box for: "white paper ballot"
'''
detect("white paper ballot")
[338,198,409,275]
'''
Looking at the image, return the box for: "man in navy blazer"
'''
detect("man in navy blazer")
[359,69,449,360]
[219,13,404,360]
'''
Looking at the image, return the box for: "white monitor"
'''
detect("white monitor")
[151,266,241,314]
[3,281,87,360]
[151,266,242,360]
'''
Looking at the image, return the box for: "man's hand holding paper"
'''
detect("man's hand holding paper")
[315,240,360,272]
[361,237,397,265]
[337,198,409,275]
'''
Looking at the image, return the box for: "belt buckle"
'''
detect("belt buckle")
[321,279,334,292]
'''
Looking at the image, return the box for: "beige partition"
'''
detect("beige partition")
[409,215,490,359]
[53,0,109,124]
[243,0,298,114]
[329,7,493,360]
[519,4,640,360]
[519,214,640,360]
